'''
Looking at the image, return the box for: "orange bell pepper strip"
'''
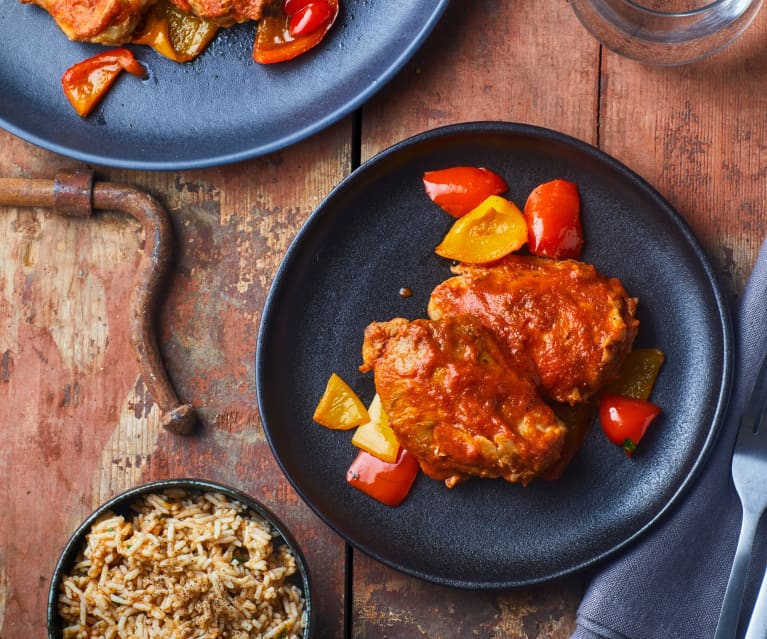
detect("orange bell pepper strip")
[346,449,419,507]
[253,0,338,64]
[61,49,146,117]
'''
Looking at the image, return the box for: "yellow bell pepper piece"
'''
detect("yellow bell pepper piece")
[351,394,400,463]
[313,373,369,430]
[132,0,219,63]
[435,195,528,263]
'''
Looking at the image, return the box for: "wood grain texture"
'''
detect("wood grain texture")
[0,123,351,639]
[361,0,601,160]
[353,553,581,639]
[596,16,767,298]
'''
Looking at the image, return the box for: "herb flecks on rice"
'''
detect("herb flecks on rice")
[57,490,306,639]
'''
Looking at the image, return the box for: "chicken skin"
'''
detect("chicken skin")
[360,315,568,488]
[24,0,275,43]
[428,255,639,405]
[168,0,275,25]
[23,0,157,43]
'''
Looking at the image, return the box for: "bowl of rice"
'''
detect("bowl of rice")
[47,478,312,639]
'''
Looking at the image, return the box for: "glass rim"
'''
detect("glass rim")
[618,0,751,18]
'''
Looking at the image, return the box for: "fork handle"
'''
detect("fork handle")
[743,542,767,639]
[714,508,762,639]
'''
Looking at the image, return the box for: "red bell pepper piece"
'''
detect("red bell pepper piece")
[253,0,338,64]
[599,393,662,456]
[61,48,145,117]
[288,1,335,37]
[346,448,419,507]
[523,178,584,259]
[422,166,508,218]
[283,0,313,13]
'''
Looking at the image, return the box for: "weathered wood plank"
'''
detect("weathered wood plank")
[596,14,767,298]
[0,123,351,639]
[353,554,581,638]
[361,0,601,160]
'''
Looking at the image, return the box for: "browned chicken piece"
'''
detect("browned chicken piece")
[23,0,157,43]
[168,0,276,24]
[428,255,639,405]
[24,0,276,43]
[360,315,568,488]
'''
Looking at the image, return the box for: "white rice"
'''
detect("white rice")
[57,490,306,639]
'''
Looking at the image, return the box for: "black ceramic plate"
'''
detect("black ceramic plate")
[256,122,732,589]
[0,1,448,170]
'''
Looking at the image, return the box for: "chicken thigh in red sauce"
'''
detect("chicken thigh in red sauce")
[428,255,639,405]
[360,315,568,488]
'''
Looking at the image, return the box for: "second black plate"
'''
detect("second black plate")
[0,1,448,169]
[256,122,732,588]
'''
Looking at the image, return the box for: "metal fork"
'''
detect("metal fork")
[714,352,767,639]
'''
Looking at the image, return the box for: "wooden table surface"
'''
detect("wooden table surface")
[2,2,767,637]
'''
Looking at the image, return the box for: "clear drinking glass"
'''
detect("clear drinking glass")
[570,0,763,65]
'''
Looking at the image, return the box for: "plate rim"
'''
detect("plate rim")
[256,120,734,588]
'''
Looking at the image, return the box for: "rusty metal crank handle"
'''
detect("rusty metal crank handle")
[0,170,194,434]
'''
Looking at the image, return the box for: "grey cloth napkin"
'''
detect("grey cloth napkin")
[572,236,767,639]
